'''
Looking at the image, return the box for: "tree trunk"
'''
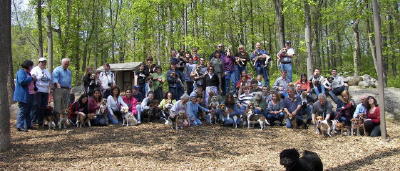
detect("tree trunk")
[0,0,11,152]
[336,32,343,66]
[37,0,43,58]
[352,20,361,76]
[273,0,285,48]
[387,14,397,75]
[371,0,387,140]
[46,0,53,73]
[304,0,313,78]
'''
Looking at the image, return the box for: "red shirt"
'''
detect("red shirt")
[295,80,311,92]
[367,106,380,124]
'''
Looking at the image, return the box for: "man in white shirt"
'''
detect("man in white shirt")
[30,57,51,126]
[99,63,115,98]
[277,41,295,82]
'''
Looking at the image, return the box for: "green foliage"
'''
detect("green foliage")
[10,0,400,88]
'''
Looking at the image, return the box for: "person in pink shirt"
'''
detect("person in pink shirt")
[122,89,138,117]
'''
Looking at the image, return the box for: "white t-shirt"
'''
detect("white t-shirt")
[30,66,51,93]
[99,71,115,90]
[287,48,295,56]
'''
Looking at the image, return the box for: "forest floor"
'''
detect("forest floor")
[1,86,400,170]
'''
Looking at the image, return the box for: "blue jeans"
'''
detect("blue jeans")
[17,94,33,129]
[280,63,293,82]
[286,114,306,128]
[255,66,270,86]
[224,71,236,94]
[30,92,49,125]
[191,117,203,126]
[138,84,146,97]
[223,117,242,126]
[135,104,142,122]
[169,86,183,101]
[313,85,325,96]
[265,112,285,123]
[234,65,246,85]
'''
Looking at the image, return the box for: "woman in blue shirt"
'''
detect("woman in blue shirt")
[14,60,35,132]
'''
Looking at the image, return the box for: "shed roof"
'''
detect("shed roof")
[96,62,142,72]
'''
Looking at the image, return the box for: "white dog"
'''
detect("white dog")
[121,107,137,126]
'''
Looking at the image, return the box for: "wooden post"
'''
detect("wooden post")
[372,0,386,139]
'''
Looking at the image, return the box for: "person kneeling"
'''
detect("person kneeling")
[283,88,308,129]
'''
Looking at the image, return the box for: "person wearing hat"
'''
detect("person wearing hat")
[277,41,296,82]
[30,57,51,126]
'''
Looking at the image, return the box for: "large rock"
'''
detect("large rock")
[345,76,363,86]
[358,74,378,88]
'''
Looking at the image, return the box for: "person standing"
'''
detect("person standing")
[221,49,236,95]
[184,57,196,95]
[204,66,220,105]
[99,63,115,98]
[277,41,295,82]
[14,60,36,131]
[167,64,184,100]
[251,42,271,86]
[52,58,72,116]
[134,63,149,97]
[30,57,51,126]
[234,45,250,85]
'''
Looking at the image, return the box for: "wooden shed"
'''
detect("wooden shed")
[97,62,142,91]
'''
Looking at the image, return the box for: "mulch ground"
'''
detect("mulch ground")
[1,120,399,170]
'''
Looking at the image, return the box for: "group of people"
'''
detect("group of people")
[13,41,381,137]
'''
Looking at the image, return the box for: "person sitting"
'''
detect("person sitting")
[310,68,325,98]
[218,94,244,126]
[353,96,368,118]
[283,87,308,128]
[273,71,290,98]
[107,86,128,124]
[295,73,311,94]
[69,94,89,125]
[252,93,266,117]
[122,89,139,122]
[170,94,191,127]
[238,86,254,107]
[138,91,161,122]
[328,69,347,102]
[187,95,210,126]
[364,96,381,137]
[311,94,334,125]
[158,92,177,123]
[132,86,144,102]
[88,89,108,126]
[334,91,355,126]
[266,91,285,126]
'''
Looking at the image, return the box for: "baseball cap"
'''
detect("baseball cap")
[38,57,47,62]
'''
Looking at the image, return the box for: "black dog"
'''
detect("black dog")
[280,148,323,171]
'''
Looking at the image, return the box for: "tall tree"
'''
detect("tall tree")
[352,19,361,76]
[304,0,313,77]
[46,0,53,72]
[0,0,11,152]
[37,0,44,57]
[372,0,386,139]
[273,0,285,48]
